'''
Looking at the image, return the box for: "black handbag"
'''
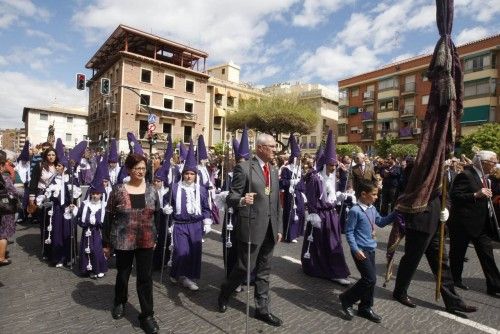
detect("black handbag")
[0,178,18,215]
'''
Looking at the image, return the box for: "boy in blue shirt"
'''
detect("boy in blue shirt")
[340,180,399,323]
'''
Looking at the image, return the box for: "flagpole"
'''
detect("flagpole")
[435,163,448,301]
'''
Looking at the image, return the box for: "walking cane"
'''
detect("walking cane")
[160,166,174,283]
[69,160,77,269]
[436,164,448,301]
[284,157,300,241]
[477,155,500,240]
[338,154,355,222]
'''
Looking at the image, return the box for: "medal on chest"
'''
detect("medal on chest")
[265,186,271,196]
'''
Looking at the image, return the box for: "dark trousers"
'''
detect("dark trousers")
[394,228,462,308]
[221,223,275,314]
[381,187,397,215]
[115,248,154,319]
[449,224,500,291]
[341,250,376,311]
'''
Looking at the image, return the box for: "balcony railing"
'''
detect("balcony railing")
[361,130,374,140]
[402,82,416,93]
[399,127,413,138]
[401,105,415,116]
[361,111,374,121]
[363,91,375,100]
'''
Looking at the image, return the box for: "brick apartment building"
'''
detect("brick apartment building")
[338,34,500,154]
[0,128,26,153]
[85,25,209,153]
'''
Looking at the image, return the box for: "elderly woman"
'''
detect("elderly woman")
[103,153,160,334]
[0,152,18,266]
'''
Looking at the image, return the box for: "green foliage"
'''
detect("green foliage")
[460,123,500,158]
[336,144,363,157]
[226,96,319,140]
[388,144,419,158]
[213,142,225,156]
[374,135,399,158]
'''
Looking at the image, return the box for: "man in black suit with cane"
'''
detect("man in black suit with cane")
[217,133,283,327]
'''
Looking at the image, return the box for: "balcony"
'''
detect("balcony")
[363,91,375,103]
[339,96,349,107]
[360,111,374,122]
[361,129,374,141]
[399,127,413,138]
[400,105,415,117]
[401,82,416,95]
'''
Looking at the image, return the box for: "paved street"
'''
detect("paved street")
[1,220,500,334]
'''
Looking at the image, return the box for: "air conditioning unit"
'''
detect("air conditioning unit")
[357,129,364,134]
[413,128,422,134]
[359,107,365,113]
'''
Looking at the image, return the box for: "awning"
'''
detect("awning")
[348,107,358,115]
[377,118,393,123]
[461,105,490,124]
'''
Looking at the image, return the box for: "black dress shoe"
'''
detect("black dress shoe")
[112,303,125,319]
[454,281,469,290]
[357,309,382,323]
[446,303,478,314]
[393,294,416,308]
[139,316,159,334]
[217,292,228,313]
[339,295,354,320]
[254,312,283,327]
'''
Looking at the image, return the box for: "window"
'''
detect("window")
[214,116,222,126]
[215,94,223,106]
[339,108,348,118]
[338,124,347,136]
[184,126,192,143]
[379,99,398,111]
[164,74,174,88]
[378,77,398,90]
[163,97,173,110]
[464,79,493,98]
[40,113,48,121]
[227,96,235,107]
[222,68,225,75]
[140,94,150,106]
[464,54,492,72]
[422,95,429,105]
[351,87,359,97]
[162,123,172,135]
[422,72,429,81]
[300,136,308,149]
[309,136,317,149]
[141,69,152,83]
[66,133,72,142]
[185,80,194,93]
[139,120,149,139]
[185,101,193,113]
[67,116,73,123]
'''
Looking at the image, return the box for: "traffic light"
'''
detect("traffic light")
[76,73,86,90]
[100,78,110,96]
[153,134,158,144]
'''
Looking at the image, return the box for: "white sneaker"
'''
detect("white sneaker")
[55,263,63,268]
[169,276,178,284]
[332,278,351,286]
[181,277,199,291]
[97,273,105,278]
[89,274,97,279]
[291,239,298,243]
[235,285,243,293]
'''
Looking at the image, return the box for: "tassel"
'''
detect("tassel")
[303,251,310,259]
[87,263,93,271]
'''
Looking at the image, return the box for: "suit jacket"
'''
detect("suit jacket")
[226,157,282,246]
[403,195,441,235]
[351,164,377,191]
[449,166,490,238]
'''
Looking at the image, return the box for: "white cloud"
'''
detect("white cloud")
[406,4,435,30]
[0,55,7,66]
[0,0,50,29]
[455,27,491,46]
[25,29,72,52]
[243,65,281,84]
[292,0,351,27]
[0,71,87,128]
[389,52,415,64]
[72,0,299,65]
[455,0,500,23]
[0,46,63,72]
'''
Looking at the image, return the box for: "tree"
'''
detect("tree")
[374,134,399,158]
[460,123,500,158]
[388,144,419,159]
[336,144,363,157]
[226,95,319,152]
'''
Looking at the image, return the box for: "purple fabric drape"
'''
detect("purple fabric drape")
[396,0,462,213]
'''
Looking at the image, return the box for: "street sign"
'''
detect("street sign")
[148,123,156,131]
[148,114,156,124]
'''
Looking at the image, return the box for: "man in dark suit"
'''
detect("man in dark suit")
[218,133,283,327]
[351,153,377,192]
[448,150,500,296]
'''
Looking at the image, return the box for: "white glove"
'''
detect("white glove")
[71,186,82,199]
[203,218,212,234]
[163,204,173,215]
[290,179,299,187]
[440,208,449,222]
[63,207,72,220]
[308,213,322,229]
[336,191,346,202]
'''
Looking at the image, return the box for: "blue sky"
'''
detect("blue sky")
[0,0,498,129]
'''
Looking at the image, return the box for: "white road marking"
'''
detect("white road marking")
[281,255,302,264]
[435,310,500,334]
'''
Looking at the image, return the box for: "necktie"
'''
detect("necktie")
[263,163,270,187]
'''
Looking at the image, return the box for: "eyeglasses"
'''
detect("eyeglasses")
[132,167,147,171]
